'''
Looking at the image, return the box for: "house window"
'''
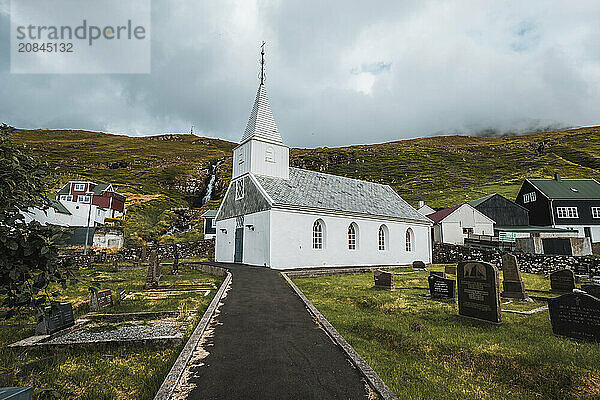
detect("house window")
[348,223,358,250]
[406,228,414,252]
[463,228,473,235]
[378,225,388,251]
[59,195,73,201]
[211,218,216,228]
[97,208,103,216]
[235,179,245,200]
[78,195,91,203]
[312,220,324,249]
[592,207,600,219]
[556,207,578,219]
[265,147,275,163]
[74,183,85,191]
[523,192,536,203]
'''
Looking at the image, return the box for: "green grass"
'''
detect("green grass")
[293,267,600,400]
[0,263,223,399]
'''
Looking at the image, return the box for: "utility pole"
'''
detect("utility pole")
[83,191,93,255]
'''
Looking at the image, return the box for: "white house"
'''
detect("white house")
[417,201,436,216]
[215,73,432,269]
[427,203,495,245]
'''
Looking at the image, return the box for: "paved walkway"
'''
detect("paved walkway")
[183,263,369,399]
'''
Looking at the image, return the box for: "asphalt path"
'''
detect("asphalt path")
[184,263,369,399]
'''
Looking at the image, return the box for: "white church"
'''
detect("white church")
[215,56,432,269]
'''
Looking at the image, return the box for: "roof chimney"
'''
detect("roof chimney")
[418,201,425,208]
[554,173,561,181]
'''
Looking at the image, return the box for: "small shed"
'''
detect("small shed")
[201,210,217,239]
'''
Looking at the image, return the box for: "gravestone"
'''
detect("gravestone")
[100,251,107,263]
[550,269,575,293]
[582,283,600,299]
[412,260,426,270]
[457,261,501,324]
[445,265,457,275]
[548,292,600,342]
[171,244,179,275]
[90,288,113,311]
[428,274,456,299]
[430,271,445,278]
[373,270,394,290]
[500,254,529,300]
[35,302,74,335]
[145,249,159,289]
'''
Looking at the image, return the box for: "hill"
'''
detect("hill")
[9,126,600,244]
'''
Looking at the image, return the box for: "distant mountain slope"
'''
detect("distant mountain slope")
[11,126,600,243]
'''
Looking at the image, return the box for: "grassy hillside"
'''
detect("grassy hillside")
[10,126,600,244]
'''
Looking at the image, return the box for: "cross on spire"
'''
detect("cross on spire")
[259,41,266,86]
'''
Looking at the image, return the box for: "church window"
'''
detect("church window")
[265,147,275,163]
[348,223,358,250]
[313,220,324,249]
[235,179,245,200]
[378,225,388,251]
[238,150,245,165]
[406,228,414,252]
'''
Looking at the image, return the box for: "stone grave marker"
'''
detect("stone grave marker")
[171,244,179,275]
[548,292,600,342]
[35,302,74,335]
[428,274,456,299]
[445,265,457,275]
[582,283,600,298]
[457,261,501,324]
[90,288,113,311]
[500,254,529,300]
[145,249,159,289]
[412,260,426,270]
[100,250,107,263]
[373,270,394,290]
[550,269,575,293]
[430,271,445,278]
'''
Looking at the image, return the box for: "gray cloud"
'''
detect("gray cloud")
[1,0,600,147]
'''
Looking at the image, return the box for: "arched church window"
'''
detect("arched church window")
[379,225,388,251]
[313,220,324,249]
[348,223,358,250]
[406,228,414,252]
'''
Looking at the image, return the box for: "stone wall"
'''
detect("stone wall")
[63,240,215,266]
[433,243,600,276]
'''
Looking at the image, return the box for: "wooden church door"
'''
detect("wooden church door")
[234,216,244,263]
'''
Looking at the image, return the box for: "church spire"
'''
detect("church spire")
[240,42,283,145]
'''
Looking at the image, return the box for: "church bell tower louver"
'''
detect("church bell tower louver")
[232,43,290,180]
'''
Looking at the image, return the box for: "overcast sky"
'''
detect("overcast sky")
[1,1,600,147]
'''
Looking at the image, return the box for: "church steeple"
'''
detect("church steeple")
[232,43,289,181]
[239,43,283,145]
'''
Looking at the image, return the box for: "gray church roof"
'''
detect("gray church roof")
[254,168,430,222]
[240,84,283,144]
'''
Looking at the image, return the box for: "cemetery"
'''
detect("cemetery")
[292,264,600,400]
[0,257,223,399]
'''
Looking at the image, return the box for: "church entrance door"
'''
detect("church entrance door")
[234,227,244,263]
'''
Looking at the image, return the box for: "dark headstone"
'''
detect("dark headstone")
[90,288,113,311]
[412,260,426,270]
[35,302,74,335]
[445,265,457,275]
[457,261,501,324]
[582,284,600,299]
[548,293,600,342]
[145,249,159,289]
[428,274,456,299]
[430,271,445,278]
[171,244,179,275]
[550,269,575,293]
[373,270,394,290]
[501,254,529,300]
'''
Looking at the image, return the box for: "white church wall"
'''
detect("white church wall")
[269,209,431,269]
[232,143,250,179]
[249,139,289,180]
[215,217,237,263]
[215,210,271,265]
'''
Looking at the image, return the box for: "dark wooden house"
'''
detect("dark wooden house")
[515,174,600,243]
[468,193,529,227]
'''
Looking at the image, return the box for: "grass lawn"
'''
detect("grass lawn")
[293,266,600,400]
[0,261,222,400]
